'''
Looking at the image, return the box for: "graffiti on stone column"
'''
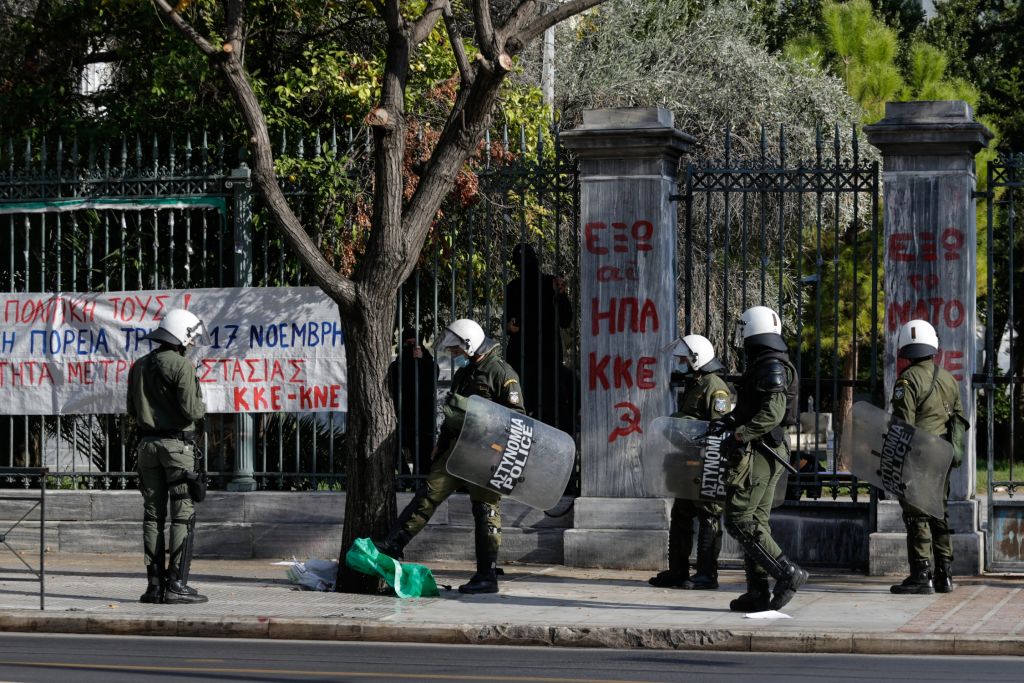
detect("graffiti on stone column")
[583,219,664,443]
[885,226,968,380]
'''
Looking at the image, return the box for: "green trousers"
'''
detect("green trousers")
[899,472,953,566]
[724,449,784,581]
[138,437,195,570]
[401,448,502,555]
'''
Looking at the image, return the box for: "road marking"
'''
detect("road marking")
[0,660,661,683]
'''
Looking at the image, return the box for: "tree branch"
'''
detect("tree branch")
[154,0,356,311]
[410,0,446,45]
[499,0,539,46]
[151,0,218,57]
[471,0,498,59]
[443,2,473,86]
[223,0,244,45]
[504,0,607,54]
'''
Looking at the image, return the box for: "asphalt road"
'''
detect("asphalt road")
[0,634,1020,682]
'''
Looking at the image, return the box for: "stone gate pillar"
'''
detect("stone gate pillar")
[561,108,694,567]
[865,101,992,576]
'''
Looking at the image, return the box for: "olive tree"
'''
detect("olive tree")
[152,0,607,593]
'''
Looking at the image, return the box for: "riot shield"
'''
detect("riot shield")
[847,401,954,519]
[446,395,575,511]
[641,417,729,502]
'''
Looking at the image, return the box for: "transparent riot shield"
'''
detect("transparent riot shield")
[446,396,576,511]
[847,401,954,519]
[641,417,729,502]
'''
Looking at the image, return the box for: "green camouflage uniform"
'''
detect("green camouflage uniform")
[665,370,731,579]
[398,341,525,556]
[891,359,965,569]
[126,346,206,571]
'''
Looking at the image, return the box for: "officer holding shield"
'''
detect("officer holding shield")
[889,319,968,595]
[710,306,808,611]
[649,335,731,590]
[377,318,525,594]
[127,308,209,605]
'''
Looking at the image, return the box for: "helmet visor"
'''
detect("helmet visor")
[184,320,212,347]
[433,327,465,358]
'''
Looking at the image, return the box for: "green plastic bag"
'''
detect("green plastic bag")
[345,537,440,598]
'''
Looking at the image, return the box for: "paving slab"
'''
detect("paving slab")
[0,553,1020,655]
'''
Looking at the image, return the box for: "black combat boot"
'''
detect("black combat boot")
[139,563,165,604]
[651,502,691,588]
[770,555,809,610]
[163,569,209,604]
[686,520,721,590]
[890,560,935,595]
[459,553,499,594]
[375,528,413,561]
[730,558,770,612]
[730,578,771,612]
[933,559,955,594]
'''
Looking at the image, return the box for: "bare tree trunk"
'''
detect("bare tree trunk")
[335,288,399,593]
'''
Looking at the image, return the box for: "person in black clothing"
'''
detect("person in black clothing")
[388,326,438,478]
[504,243,573,430]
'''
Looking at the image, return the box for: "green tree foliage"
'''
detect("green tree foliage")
[782,0,977,123]
[923,0,1024,152]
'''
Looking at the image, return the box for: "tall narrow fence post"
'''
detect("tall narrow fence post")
[865,100,992,576]
[561,108,694,568]
[227,160,258,492]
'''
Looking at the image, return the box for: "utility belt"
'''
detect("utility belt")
[139,429,196,442]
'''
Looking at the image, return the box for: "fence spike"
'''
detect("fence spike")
[815,122,822,166]
[202,130,209,174]
[169,133,176,177]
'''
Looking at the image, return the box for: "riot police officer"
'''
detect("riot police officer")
[710,306,808,611]
[649,335,731,590]
[890,319,968,595]
[377,318,525,594]
[127,308,209,604]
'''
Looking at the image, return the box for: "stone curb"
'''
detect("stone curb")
[0,613,1021,656]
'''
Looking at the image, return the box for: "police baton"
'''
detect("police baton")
[752,439,800,475]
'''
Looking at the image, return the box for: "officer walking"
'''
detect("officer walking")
[377,318,525,594]
[649,334,731,590]
[889,319,968,595]
[127,308,209,605]
[710,306,808,611]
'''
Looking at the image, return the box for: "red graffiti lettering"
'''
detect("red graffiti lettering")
[591,297,661,335]
[887,298,966,331]
[585,222,608,255]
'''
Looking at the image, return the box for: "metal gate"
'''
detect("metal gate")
[981,152,1024,571]
[678,125,881,517]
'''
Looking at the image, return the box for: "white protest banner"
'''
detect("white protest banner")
[0,287,346,415]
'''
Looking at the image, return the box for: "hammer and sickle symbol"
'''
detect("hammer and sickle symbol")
[608,401,643,443]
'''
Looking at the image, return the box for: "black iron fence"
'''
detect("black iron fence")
[0,126,580,490]
[981,152,1024,571]
[677,124,881,506]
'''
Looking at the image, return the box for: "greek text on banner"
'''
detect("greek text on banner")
[0,287,346,415]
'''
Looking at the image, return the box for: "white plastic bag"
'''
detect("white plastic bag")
[281,558,338,591]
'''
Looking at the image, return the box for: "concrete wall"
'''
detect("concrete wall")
[0,491,873,571]
[0,490,571,563]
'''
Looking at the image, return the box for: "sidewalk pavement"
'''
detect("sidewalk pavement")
[1,553,1022,656]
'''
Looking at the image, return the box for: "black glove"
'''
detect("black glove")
[718,431,743,466]
[707,417,734,437]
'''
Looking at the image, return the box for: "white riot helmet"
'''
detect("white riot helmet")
[734,305,787,351]
[436,318,485,356]
[897,319,939,359]
[668,334,718,373]
[144,309,208,348]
